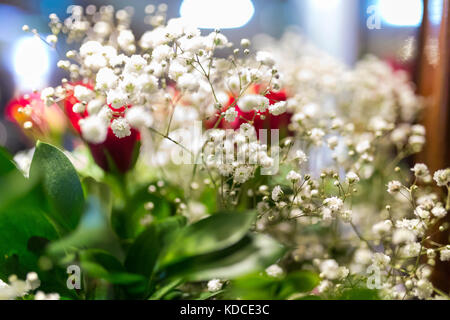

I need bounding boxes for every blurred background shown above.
[0,0,444,153]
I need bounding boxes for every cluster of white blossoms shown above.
[17,5,449,300]
[0,272,59,300]
[35,4,281,148]
[247,32,449,300]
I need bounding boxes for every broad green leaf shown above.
[163,234,285,281]
[0,188,60,279]
[160,211,257,267]
[30,142,84,232]
[125,216,186,278]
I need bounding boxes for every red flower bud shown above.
[64,82,140,173]
[205,88,292,139]
[5,92,67,143]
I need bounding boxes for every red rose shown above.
[64,82,140,173]
[205,88,292,139]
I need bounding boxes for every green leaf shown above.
[228,270,319,300]
[0,188,60,279]
[277,271,320,299]
[30,142,84,232]
[163,234,285,281]
[79,249,146,285]
[159,211,257,267]
[47,179,121,258]
[338,288,380,300]
[0,146,16,175]
[148,278,182,300]
[124,216,186,278]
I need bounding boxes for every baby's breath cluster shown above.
[10,5,449,300]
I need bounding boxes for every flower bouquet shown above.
[0,5,449,301]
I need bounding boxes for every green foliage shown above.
[227,270,320,300]
[0,142,286,300]
[30,142,84,233]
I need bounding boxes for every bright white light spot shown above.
[378,0,423,27]
[12,36,51,91]
[180,0,255,29]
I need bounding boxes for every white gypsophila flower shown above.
[412,124,426,136]
[268,101,287,116]
[137,74,159,94]
[411,163,430,180]
[207,279,223,292]
[339,209,352,223]
[79,40,103,57]
[440,248,450,262]
[286,170,301,182]
[106,89,128,109]
[372,253,391,267]
[111,117,131,138]
[431,205,447,218]
[168,60,187,80]
[34,291,60,300]
[177,73,200,91]
[124,55,147,74]
[74,85,95,102]
[72,102,85,113]
[79,115,108,144]
[87,99,104,114]
[272,185,283,202]
[415,206,430,219]
[433,169,450,187]
[372,220,393,236]
[323,197,343,212]
[139,27,168,50]
[117,29,135,51]
[40,87,55,106]
[319,259,348,280]
[395,219,426,237]
[223,107,238,123]
[152,44,173,62]
[239,95,269,112]
[414,279,433,300]
[295,150,308,165]
[354,248,373,265]
[408,135,425,150]
[310,128,325,146]
[387,180,402,194]
[96,67,118,90]
[233,165,253,184]
[256,51,276,67]
[355,140,371,154]
[226,75,240,93]
[327,136,339,150]
[125,106,153,128]
[25,272,40,291]
[345,171,360,184]
[265,264,283,277]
